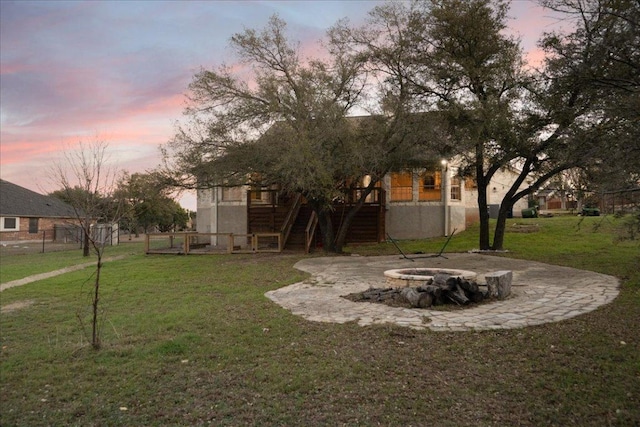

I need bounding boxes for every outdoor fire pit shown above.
[383,268,477,288]
[343,268,511,309]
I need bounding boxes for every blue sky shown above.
[0,0,562,209]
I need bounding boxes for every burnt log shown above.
[458,279,479,294]
[458,280,488,303]
[345,275,493,309]
[400,287,433,308]
[363,287,398,302]
[432,273,452,289]
[417,284,442,299]
[447,283,470,305]
[468,288,486,303]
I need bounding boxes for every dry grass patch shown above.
[1,299,35,314]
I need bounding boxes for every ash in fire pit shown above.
[344,270,512,309]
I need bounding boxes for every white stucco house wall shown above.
[196,159,532,246]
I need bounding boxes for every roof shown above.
[0,180,77,218]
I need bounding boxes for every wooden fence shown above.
[144,232,283,255]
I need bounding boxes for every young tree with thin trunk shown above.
[49,140,123,350]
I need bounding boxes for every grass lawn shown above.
[1,216,638,426]
[0,241,144,284]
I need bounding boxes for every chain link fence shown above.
[1,224,120,255]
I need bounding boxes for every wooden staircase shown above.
[247,205,291,233]
[284,206,317,251]
[247,188,385,252]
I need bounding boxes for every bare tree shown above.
[49,139,124,350]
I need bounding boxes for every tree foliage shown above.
[364,0,639,249]
[163,1,639,252]
[360,0,530,250]
[115,172,189,234]
[539,0,640,194]
[163,15,443,252]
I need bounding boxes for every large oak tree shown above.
[364,0,638,250]
[162,16,443,253]
[539,0,640,195]
[164,1,638,252]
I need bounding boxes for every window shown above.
[249,173,268,203]
[1,217,19,231]
[250,185,272,204]
[250,186,262,201]
[465,177,477,190]
[419,171,441,201]
[29,218,39,234]
[451,176,461,201]
[221,186,242,201]
[390,172,413,201]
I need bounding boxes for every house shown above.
[196,159,530,251]
[193,113,534,251]
[0,180,78,243]
[536,188,578,211]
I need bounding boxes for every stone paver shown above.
[265,253,620,331]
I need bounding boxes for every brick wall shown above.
[0,217,79,242]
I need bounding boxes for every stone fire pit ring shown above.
[384,268,477,288]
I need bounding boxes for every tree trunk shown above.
[333,206,358,253]
[92,257,102,350]
[476,144,491,250]
[333,183,377,253]
[491,201,514,250]
[317,208,337,253]
[83,225,90,257]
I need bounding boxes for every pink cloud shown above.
[524,47,549,70]
[0,0,570,210]
[0,62,36,75]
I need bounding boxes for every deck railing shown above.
[279,193,302,251]
[145,232,282,255]
[305,210,318,254]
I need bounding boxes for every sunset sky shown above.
[0,0,565,210]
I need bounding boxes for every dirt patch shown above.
[1,299,35,314]
[509,223,540,233]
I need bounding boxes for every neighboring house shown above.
[0,180,78,242]
[196,159,531,250]
[536,188,577,211]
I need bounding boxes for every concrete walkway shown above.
[266,253,620,332]
[0,255,129,292]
